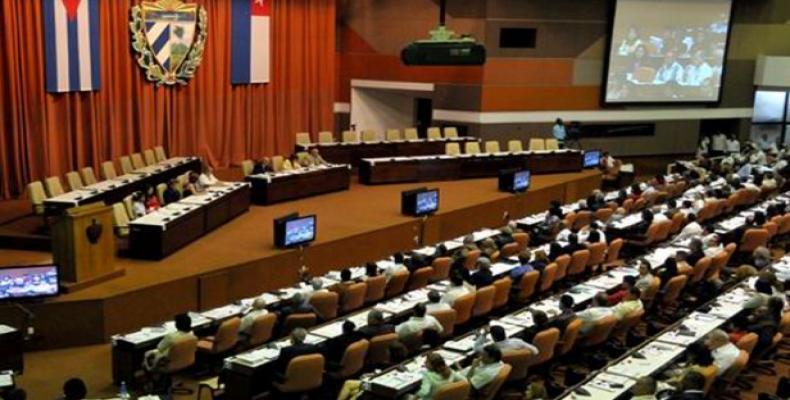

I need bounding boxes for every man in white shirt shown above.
[395,303,444,340]
[441,274,474,305]
[710,132,727,155]
[683,52,713,87]
[239,297,268,339]
[577,292,614,334]
[756,134,777,153]
[675,213,703,242]
[705,329,741,376]
[473,325,539,355]
[552,118,567,146]
[144,314,196,371]
[725,135,740,154]
[300,278,326,305]
[425,290,452,313]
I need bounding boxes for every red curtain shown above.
[0,0,336,198]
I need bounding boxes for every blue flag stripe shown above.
[66,16,81,91]
[42,0,58,92]
[89,0,101,89]
[230,0,251,84]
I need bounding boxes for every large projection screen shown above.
[604,0,733,104]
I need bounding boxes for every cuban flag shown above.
[231,0,271,84]
[42,0,101,93]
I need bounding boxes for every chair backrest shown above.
[568,249,591,277]
[80,167,98,185]
[278,354,325,392]
[342,130,359,143]
[497,242,518,259]
[65,171,84,191]
[492,277,512,309]
[689,256,711,284]
[463,250,481,270]
[364,275,387,303]
[472,285,496,317]
[143,149,157,166]
[595,208,614,222]
[342,283,367,313]
[452,293,476,325]
[131,153,146,169]
[553,255,571,283]
[670,212,686,234]
[735,332,759,354]
[427,127,442,140]
[556,318,582,356]
[544,138,560,150]
[465,142,481,155]
[211,317,241,353]
[445,143,461,156]
[432,379,471,400]
[720,350,748,384]
[641,277,661,306]
[241,160,254,176]
[102,161,118,179]
[295,132,311,145]
[154,146,167,162]
[517,271,540,301]
[156,183,167,204]
[44,176,65,197]
[309,291,339,320]
[655,220,673,242]
[484,141,500,153]
[27,181,48,214]
[512,233,529,252]
[502,348,534,382]
[385,129,402,141]
[528,138,545,151]
[407,267,434,291]
[586,242,607,269]
[530,327,561,366]
[605,239,624,264]
[247,312,277,347]
[581,315,617,347]
[385,270,410,297]
[443,127,459,139]
[318,131,334,144]
[478,363,512,400]
[429,309,457,338]
[763,222,778,239]
[161,334,198,373]
[537,264,556,294]
[661,275,688,306]
[507,140,523,152]
[777,214,790,235]
[282,313,317,335]
[366,333,399,366]
[271,155,285,172]
[119,156,134,174]
[361,130,378,143]
[612,309,644,342]
[111,203,130,235]
[431,257,452,282]
[333,339,369,378]
[573,211,592,230]
[404,128,419,140]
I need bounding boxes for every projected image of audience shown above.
[605,0,732,103]
[0,267,59,299]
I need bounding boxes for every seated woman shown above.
[144,186,161,213]
[282,154,303,171]
[198,163,220,187]
[182,172,205,197]
[411,352,465,400]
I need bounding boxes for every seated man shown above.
[143,313,196,371]
[509,249,535,283]
[474,325,538,355]
[238,297,269,342]
[577,292,614,335]
[562,233,586,255]
[425,290,452,313]
[358,310,395,339]
[324,320,363,367]
[328,268,355,304]
[465,345,506,398]
[395,303,444,342]
[611,287,643,320]
[470,257,494,288]
[704,329,741,376]
[251,157,273,174]
[301,278,326,305]
[442,273,475,305]
[274,328,321,377]
[551,294,577,332]
[493,226,515,249]
[275,292,316,321]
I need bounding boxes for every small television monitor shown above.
[274,213,316,248]
[0,264,60,302]
[401,187,427,215]
[401,187,439,216]
[583,150,602,169]
[499,169,531,193]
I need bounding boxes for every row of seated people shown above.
[295,127,462,145]
[26,145,169,215]
[240,149,329,177]
[444,138,562,156]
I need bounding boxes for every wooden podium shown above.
[51,203,124,292]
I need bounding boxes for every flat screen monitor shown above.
[0,264,60,301]
[499,169,531,193]
[283,215,316,248]
[583,150,602,168]
[415,189,440,216]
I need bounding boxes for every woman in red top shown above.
[144,186,161,213]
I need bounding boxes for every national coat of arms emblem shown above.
[129,0,207,86]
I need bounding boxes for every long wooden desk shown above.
[0,325,23,373]
[296,137,480,168]
[358,150,584,185]
[128,183,250,260]
[246,164,351,205]
[43,157,202,215]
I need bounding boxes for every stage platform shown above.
[0,170,601,349]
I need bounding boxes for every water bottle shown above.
[119,381,130,399]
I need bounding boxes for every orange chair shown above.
[553,255,571,284]
[595,208,613,222]
[272,354,325,394]
[430,257,452,282]
[641,277,661,308]
[341,283,367,313]
[309,291,339,320]
[366,333,398,366]
[537,263,557,294]
[660,275,688,313]
[197,317,241,358]
[246,313,277,348]
[156,334,199,394]
[452,293,476,326]
[688,257,711,284]
[407,267,434,291]
[763,222,778,239]
[578,315,617,347]
[707,251,729,281]
[669,212,686,235]
[567,249,591,278]
[654,220,673,242]
[492,277,512,309]
[516,271,540,302]
[735,332,759,354]
[586,242,607,273]
[364,275,387,304]
[429,309,457,338]
[502,348,535,383]
[328,339,370,379]
[478,364,512,400]
[602,239,624,269]
[432,380,471,400]
[282,313,317,335]
[738,228,769,254]
[384,270,410,297]
[512,232,530,252]
[555,319,583,357]
[628,223,661,248]
[526,328,560,368]
[573,211,592,230]
[611,309,644,344]
[463,250,481,270]
[472,286,496,318]
[500,242,520,258]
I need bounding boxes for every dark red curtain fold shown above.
[0,0,336,198]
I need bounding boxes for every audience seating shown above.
[102,161,118,179]
[404,128,419,140]
[309,291,339,320]
[516,271,540,302]
[111,203,131,237]
[385,129,401,141]
[471,285,496,318]
[282,313,317,335]
[502,348,534,383]
[272,354,325,395]
[492,277,512,309]
[80,167,98,185]
[157,335,199,395]
[464,142,481,155]
[65,171,84,191]
[452,293,476,326]
[432,380,470,400]
[478,364,512,400]
[430,257,452,282]
[526,328,560,369]
[327,339,369,380]
[44,176,65,197]
[429,309,457,338]
[154,146,167,162]
[507,140,523,152]
[27,181,48,215]
[245,313,277,348]
[197,317,241,359]
[484,141,500,153]
[443,127,458,139]
[143,149,157,166]
[407,267,433,291]
[131,153,146,170]
[427,127,442,140]
[445,143,461,156]
[119,156,134,174]
[384,270,409,297]
[528,138,545,151]
[363,275,386,304]
[537,264,557,295]
[366,333,398,366]
[342,131,359,143]
[341,283,367,313]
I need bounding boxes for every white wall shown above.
[350,88,416,137]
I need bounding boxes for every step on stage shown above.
[0,170,600,349]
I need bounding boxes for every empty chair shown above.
[318,131,334,144]
[119,156,134,174]
[528,138,545,151]
[241,160,254,176]
[404,128,419,140]
[385,129,402,141]
[80,167,98,185]
[464,141,482,155]
[364,275,387,304]
[44,176,66,197]
[272,354,325,395]
[384,270,410,297]
[660,275,688,313]
[431,257,452,282]
[603,239,625,269]
[295,132,311,145]
[427,127,442,140]
[27,181,48,215]
[567,249,591,278]
[738,228,769,254]
[407,267,434,291]
[553,255,571,284]
[492,277,512,309]
[245,313,277,348]
[429,309,457,338]
[472,286,496,318]
[484,141,500,153]
[154,145,167,162]
[309,291,339,320]
[443,127,459,139]
[65,171,84,191]
[507,140,523,152]
[544,138,560,150]
[445,143,461,156]
[197,317,241,358]
[102,161,118,179]
[463,250,481,270]
[143,149,157,166]
[452,293,476,326]
[432,380,470,400]
[131,153,146,169]
[342,130,359,143]
[366,333,399,366]
[361,130,378,143]
[328,339,369,380]
[341,283,367,313]
[586,242,607,273]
